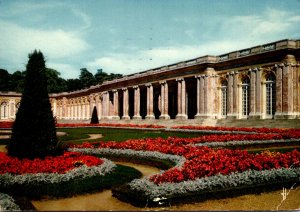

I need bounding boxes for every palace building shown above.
[1,39,300,122]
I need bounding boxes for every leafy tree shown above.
[66,78,83,91]
[8,50,61,159]
[94,69,122,84]
[90,106,99,124]
[9,71,25,92]
[0,69,11,91]
[45,68,67,93]
[79,68,96,88]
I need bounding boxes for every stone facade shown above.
[1,39,300,122]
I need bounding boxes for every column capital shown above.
[112,89,118,93]
[122,87,128,91]
[176,77,184,82]
[145,83,152,87]
[133,85,139,89]
[159,80,167,85]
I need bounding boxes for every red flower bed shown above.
[0,122,13,128]
[0,152,103,175]
[74,137,300,184]
[0,121,164,129]
[151,149,300,184]
[57,123,164,129]
[172,125,298,134]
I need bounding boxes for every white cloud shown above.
[0,20,89,70]
[86,41,241,75]
[48,62,79,79]
[222,8,299,41]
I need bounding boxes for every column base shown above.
[146,115,155,119]
[111,116,120,120]
[159,114,170,119]
[275,112,298,119]
[122,116,130,120]
[175,114,188,120]
[248,112,261,120]
[226,114,238,120]
[133,115,142,119]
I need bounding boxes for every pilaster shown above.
[133,86,142,119]
[111,89,120,120]
[145,83,155,119]
[159,81,170,119]
[176,78,187,119]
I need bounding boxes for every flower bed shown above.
[72,133,300,207]
[0,151,118,198]
[56,123,165,129]
[0,151,103,175]
[0,122,13,129]
[0,121,164,129]
[171,125,295,134]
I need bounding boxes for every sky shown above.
[0,0,300,79]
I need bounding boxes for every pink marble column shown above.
[255,68,262,117]
[112,90,120,119]
[227,72,234,118]
[195,76,201,117]
[159,81,170,119]
[206,74,216,117]
[133,86,142,119]
[249,68,257,118]
[232,71,238,117]
[145,83,155,119]
[275,64,283,117]
[176,78,187,119]
[293,64,300,116]
[122,88,130,119]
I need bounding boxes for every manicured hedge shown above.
[0,159,141,199]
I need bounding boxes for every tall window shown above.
[241,77,250,117]
[0,102,8,119]
[265,73,276,117]
[221,80,228,116]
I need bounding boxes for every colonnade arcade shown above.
[51,61,300,121]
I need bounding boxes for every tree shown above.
[45,68,67,93]
[90,106,99,124]
[8,50,61,159]
[9,71,25,92]
[66,78,83,91]
[79,68,96,88]
[0,69,11,91]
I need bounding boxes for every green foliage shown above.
[0,165,141,199]
[8,50,61,159]
[0,67,123,93]
[45,68,67,93]
[80,68,96,88]
[0,69,10,91]
[90,106,99,124]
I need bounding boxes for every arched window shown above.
[220,79,228,117]
[0,102,8,119]
[241,77,250,117]
[265,73,276,117]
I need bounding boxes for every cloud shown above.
[85,41,240,75]
[221,8,299,41]
[48,62,79,79]
[0,20,89,70]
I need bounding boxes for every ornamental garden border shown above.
[1,125,300,209]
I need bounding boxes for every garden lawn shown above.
[58,127,208,144]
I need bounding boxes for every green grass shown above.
[58,127,208,145]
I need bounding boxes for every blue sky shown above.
[0,0,300,79]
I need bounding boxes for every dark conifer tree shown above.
[90,106,99,124]
[8,50,60,159]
